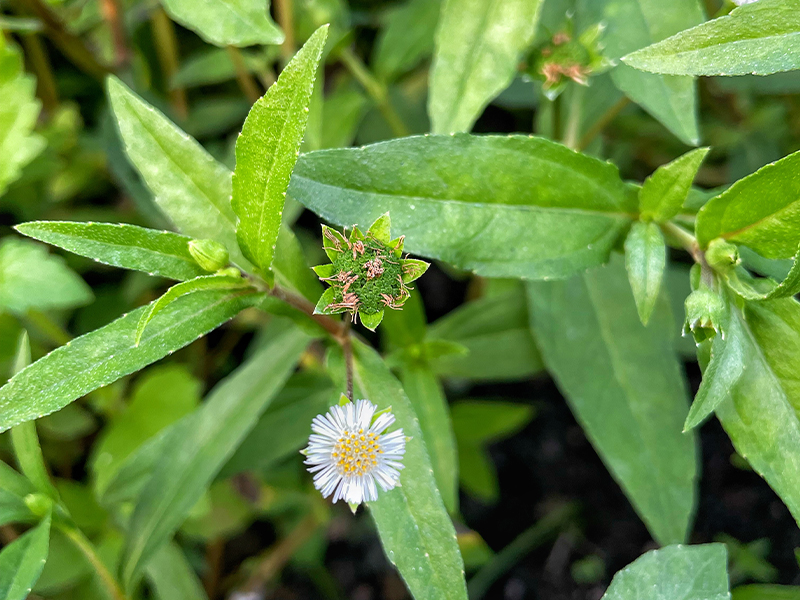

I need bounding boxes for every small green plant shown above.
[1,0,800,599]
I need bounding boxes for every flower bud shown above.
[705,238,740,274]
[24,493,53,518]
[188,239,229,272]
[684,288,726,343]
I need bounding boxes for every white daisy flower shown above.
[303,399,406,505]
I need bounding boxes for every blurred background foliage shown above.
[1,0,800,598]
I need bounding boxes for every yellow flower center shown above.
[331,429,382,477]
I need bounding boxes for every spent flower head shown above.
[312,213,429,331]
[302,397,406,506]
[529,21,613,100]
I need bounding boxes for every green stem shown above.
[274,0,295,61]
[19,32,59,114]
[60,525,128,600]
[339,47,410,138]
[467,503,578,600]
[226,45,261,103]
[23,309,72,347]
[551,94,562,141]
[661,221,701,259]
[150,8,188,119]
[343,314,353,400]
[562,85,584,150]
[10,0,109,80]
[577,96,630,152]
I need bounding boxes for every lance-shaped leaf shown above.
[596,0,704,145]
[429,0,543,134]
[527,255,697,545]
[373,0,441,82]
[108,76,315,293]
[232,25,328,275]
[684,293,747,431]
[121,325,309,588]
[107,76,248,268]
[15,221,210,281]
[696,149,800,259]
[624,221,667,326]
[0,289,263,433]
[0,238,92,315]
[428,285,543,381]
[135,274,253,344]
[639,148,710,223]
[602,543,729,600]
[714,294,800,531]
[725,250,800,302]
[291,134,636,280]
[399,363,458,514]
[0,513,51,600]
[0,36,45,197]
[353,342,468,600]
[622,0,800,77]
[145,542,208,600]
[161,0,284,48]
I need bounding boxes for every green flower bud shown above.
[705,238,740,274]
[24,493,53,518]
[188,239,229,272]
[684,288,726,343]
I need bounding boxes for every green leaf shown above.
[624,221,667,326]
[598,0,704,145]
[145,542,208,600]
[622,0,800,77]
[359,310,384,331]
[15,221,210,281]
[602,543,729,600]
[725,251,800,301]
[0,462,35,499]
[527,255,697,545]
[161,0,284,47]
[373,0,441,82]
[0,513,51,600]
[639,148,710,222]
[91,365,201,496]
[428,285,543,381]
[0,288,263,433]
[696,149,800,259]
[136,274,252,344]
[0,37,45,197]
[292,134,636,280]
[0,238,92,315]
[9,332,58,500]
[172,48,262,89]
[450,400,534,444]
[399,363,458,514]
[0,490,34,528]
[714,294,800,531]
[220,371,334,478]
[232,25,328,275]
[733,585,800,600]
[456,443,498,502]
[107,76,248,269]
[684,296,746,431]
[121,325,309,589]
[320,87,368,150]
[352,342,468,600]
[429,0,544,133]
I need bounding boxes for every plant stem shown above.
[339,47,410,138]
[661,221,703,262]
[226,45,261,103]
[562,85,584,150]
[577,96,630,152]
[551,94,562,141]
[99,0,129,67]
[10,0,110,80]
[150,8,188,119]
[274,0,295,61]
[467,503,578,600]
[269,285,348,342]
[23,309,72,347]
[237,514,318,595]
[343,314,353,400]
[61,525,128,600]
[20,32,59,114]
